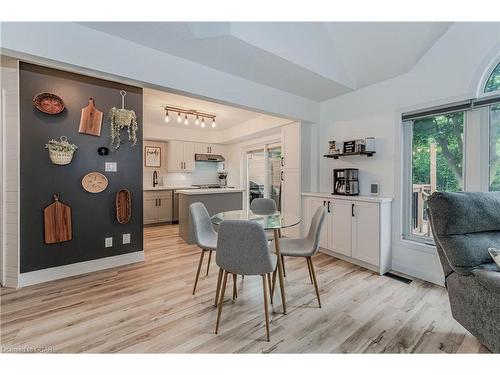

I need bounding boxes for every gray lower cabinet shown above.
[144,190,173,224]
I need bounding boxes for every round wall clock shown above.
[82,172,108,193]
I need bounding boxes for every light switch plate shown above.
[122,233,131,244]
[105,237,113,247]
[105,162,117,172]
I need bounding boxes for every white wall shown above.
[1,56,19,288]
[318,22,500,285]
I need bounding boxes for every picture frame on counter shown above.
[144,146,161,167]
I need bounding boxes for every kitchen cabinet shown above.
[281,123,301,170]
[167,141,195,172]
[302,193,392,275]
[281,169,301,237]
[195,143,223,155]
[144,190,173,224]
[280,123,302,237]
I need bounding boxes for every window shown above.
[490,104,500,190]
[404,112,465,243]
[484,62,500,94]
[402,58,500,246]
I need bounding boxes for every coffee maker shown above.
[333,169,359,196]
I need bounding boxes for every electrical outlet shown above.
[105,162,117,172]
[105,237,113,248]
[122,233,131,244]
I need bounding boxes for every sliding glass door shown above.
[246,144,282,208]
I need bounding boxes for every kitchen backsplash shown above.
[143,160,220,187]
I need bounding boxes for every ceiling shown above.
[144,88,286,131]
[80,22,452,102]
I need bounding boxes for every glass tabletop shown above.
[210,209,301,230]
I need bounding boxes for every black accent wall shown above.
[19,63,143,273]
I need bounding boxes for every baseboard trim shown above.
[391,261,444,286]
[18,251,145,287]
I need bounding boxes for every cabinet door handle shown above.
[281,171,284,181]
[155,199,158,206]
[159,199,161,206]
[327,201,331,213]
[352,203,355,217]
[323,200,326,206]
[281,157,284,167]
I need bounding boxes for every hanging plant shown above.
[109,90,138,150]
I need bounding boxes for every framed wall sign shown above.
[145,146,161,167]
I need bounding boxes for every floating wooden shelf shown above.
[323,151,376,159]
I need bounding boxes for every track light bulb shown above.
[177,112,182,123]
[201,118,205,128]
[195,115,199,125]
[212,118,216,128]
[184,114,188,125]
[165,111,169,123]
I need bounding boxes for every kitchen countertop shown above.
[302,192,393,203]
[176,188,244,195]
[144,186,200,191]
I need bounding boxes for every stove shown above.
[191,184,223,189]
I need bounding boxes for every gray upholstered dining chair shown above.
[189,202,218,295]
[214,220,277,341]
[250,197,277,214]
[274,206,326,307]
[250,197,278,258]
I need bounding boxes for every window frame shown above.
[402,110,468,245]
[479,56,500,98]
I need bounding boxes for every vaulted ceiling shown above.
[79,22,452,102]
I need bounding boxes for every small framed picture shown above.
[145,146,161,167]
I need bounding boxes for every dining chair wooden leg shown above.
[281,255,286,277]
[214,268,223,307]
[232,273,237,300]
[206,250,212,276]
[262,275,270,342]
[270,269,277,301]
[267,273,273,304]
[308,257,321,308]
[192,250,205,295]
[306,257,313,284]
[215,270,228,334]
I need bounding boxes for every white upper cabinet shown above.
[166,140,195,172]
[281,123,301,170]
[194,143,223,155]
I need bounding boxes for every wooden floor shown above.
[0,225,487,353]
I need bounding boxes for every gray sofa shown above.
[427,191,500,353]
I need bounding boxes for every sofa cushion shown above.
[427,192,500,275]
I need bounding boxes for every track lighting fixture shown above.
[164,105,216,129]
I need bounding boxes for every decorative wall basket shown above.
[33,92,65,115]
[45,136,77,165]
[116,189,132,224]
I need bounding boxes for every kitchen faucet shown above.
[153,170,158,187]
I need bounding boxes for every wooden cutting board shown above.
[78,98,103,136]
[116,189,131,224]
[44,194,72,244]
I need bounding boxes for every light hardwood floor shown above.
[0,225,488,353]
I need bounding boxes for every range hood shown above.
[195,154,225,162]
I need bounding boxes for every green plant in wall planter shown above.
[45,136,77,165]
[109,90,138,150]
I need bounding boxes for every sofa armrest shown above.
[472,268,500,294]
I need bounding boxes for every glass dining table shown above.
[211,209,301,314]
